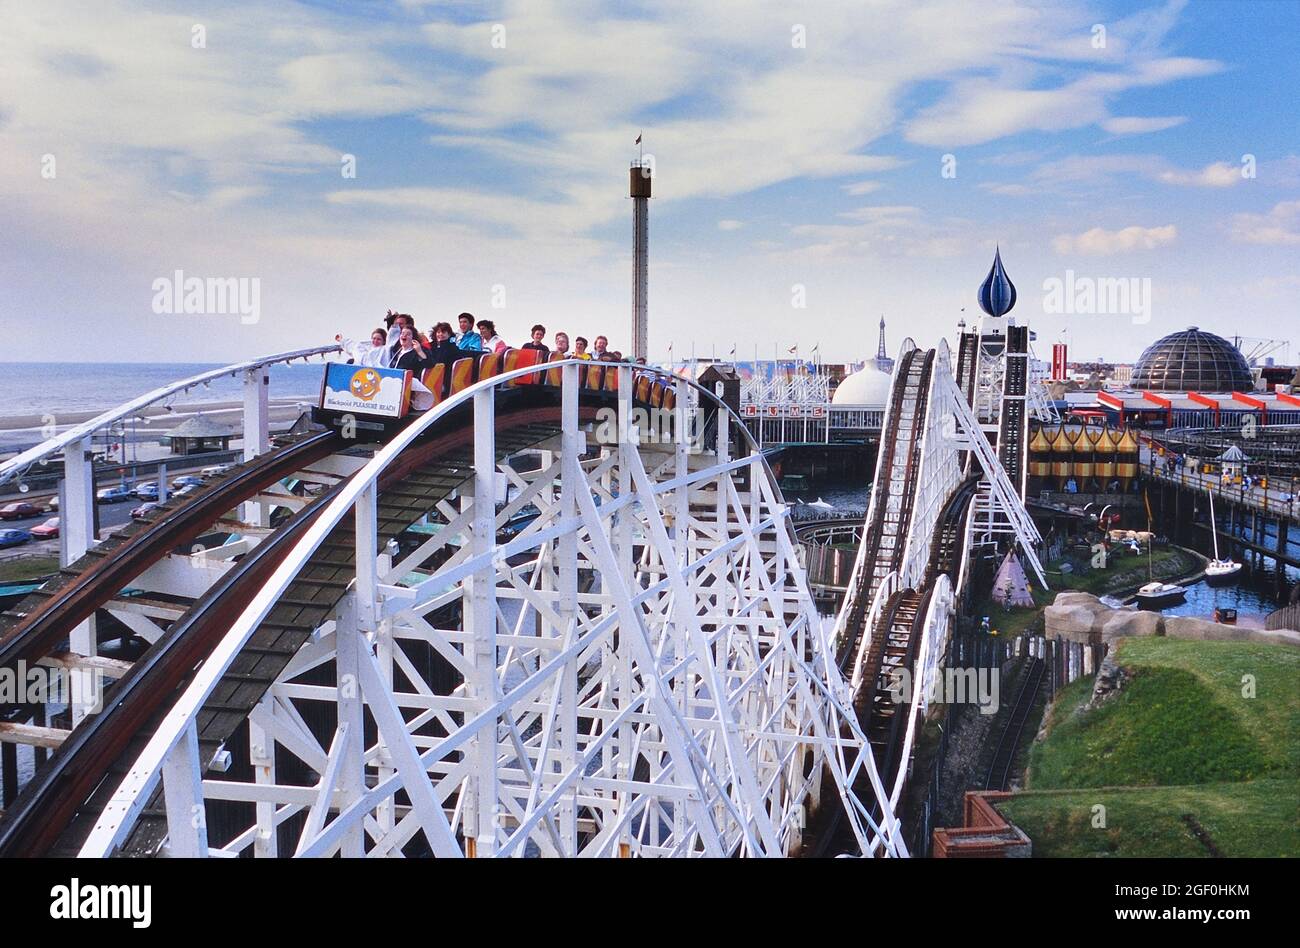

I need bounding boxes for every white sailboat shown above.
[1204,488,1243,586]
[1135,488,1187,610]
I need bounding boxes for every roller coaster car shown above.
[315,351,582,443]
[313,362,417,441]
[314,353,663,448]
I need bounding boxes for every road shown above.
[0,477,219,562]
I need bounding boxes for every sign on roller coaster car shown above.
[319,363,412,418]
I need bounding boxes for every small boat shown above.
[1204,558,1243,586]
[1134,488,1188,610]
[1135,581,1187,609]
[1203,489,1242,586]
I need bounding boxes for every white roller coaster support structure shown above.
[79,361,910,859]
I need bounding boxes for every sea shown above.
[0,362,327,418]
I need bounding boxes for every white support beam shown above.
[465,387,499,856]
[162,721,209,858]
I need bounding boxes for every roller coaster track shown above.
[854,479,977,804]
[955,330,979,413]
[0,390,607,857]
[0,430,344,712]
[812,472,977,856]
[806,324,1046,853]
[836,347,934,673]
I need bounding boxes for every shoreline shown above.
[0,396,315,433]
[1112,545,1209,604]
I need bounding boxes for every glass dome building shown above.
[1129,327,1254,392]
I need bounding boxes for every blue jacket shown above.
[455,332,483,352]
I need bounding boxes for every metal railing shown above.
[1140,445,1300,522]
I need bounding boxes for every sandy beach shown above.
[0,396,314,433]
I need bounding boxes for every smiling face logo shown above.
[350,368,382,401]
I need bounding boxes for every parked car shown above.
[0,529,33,549]
[29,517,59,539]
[0,501,40,520]
[134,481,160,500]
[131,502,161,520]
[45,496,59,511]
[171,475,205,490]
[96,485,134,504]
[173,484,201,499]
[201,464,235,478]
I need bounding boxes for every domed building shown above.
[831,362,892,406]
[1130,327,1254,392]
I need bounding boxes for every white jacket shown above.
[338,337,388,367]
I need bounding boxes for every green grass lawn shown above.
[1050,546,1200,597]
[1028,638,1300,787]
[1000,637,1300,857]
[1028,665,1270,787]
[997,779,1300,858]
[980,585,1052,638]
[0,556,59,583]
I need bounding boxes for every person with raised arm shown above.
[388,325,430,372]
[336,327,390,367]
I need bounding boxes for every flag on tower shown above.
[635,133,642,145]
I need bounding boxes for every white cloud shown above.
[1101,115,1186,135]
[978,182,1033,197]
[842,181,885,196]
[1052,225,1178,255]
[1230,201,1300,245]
[0,0,1282,363]
[1241,275,1300,301]
[1155,161,1242,187]
[1032,154,1246,189]
[717,219,744,231]
[906,57,1219,147]
[783,205,974,260]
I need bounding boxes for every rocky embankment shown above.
[1045,591,1300,648]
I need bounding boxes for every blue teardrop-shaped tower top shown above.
[978,247,1017,318]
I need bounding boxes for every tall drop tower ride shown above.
[630,157,651,363]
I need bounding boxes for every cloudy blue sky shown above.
[1,0,1297,364]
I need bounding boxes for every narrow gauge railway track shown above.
[983,655,1044,792]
